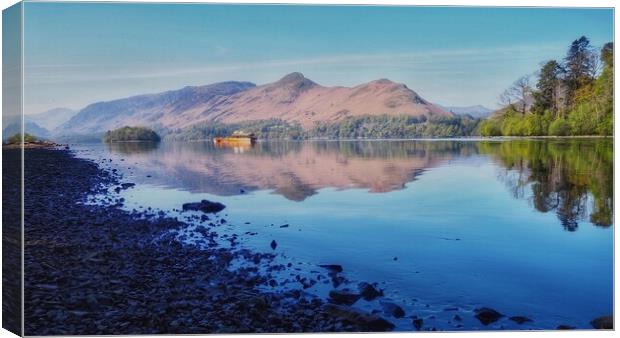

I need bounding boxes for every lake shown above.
[74,138,613,331]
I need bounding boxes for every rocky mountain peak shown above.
[275,72,317,90]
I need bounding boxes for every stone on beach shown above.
[324,304,394,331]
[328,290,361,305]
[358,282,383,301]
[319,264,343,273]
[509,316,532,324]
[412,318,423,330]
[381,301,405,318]
[590,315,613,329]
[182,200,226,213]
[474,307,503,325]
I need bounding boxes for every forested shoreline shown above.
[164,115,479,141]
[479,37,613,137]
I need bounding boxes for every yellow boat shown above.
[213,131,257,146]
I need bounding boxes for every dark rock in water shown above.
[331,275,346,288]
[474,307,503,325]
[280,224,289,228]
[509,316,532,324]
[120,183,135,189]
[319,264,343,273]
[412,318,423,330]
[329,290,361,306]
[381,301,405,318]
[393,257,398,261]
[325,304,394,332]
[270,240,277,250]
[299,277,317,289]
[240,188,245,193]
[358,282,383,301]
[591,315,613,329]
[556,325,576,330]
[182,200,226,213]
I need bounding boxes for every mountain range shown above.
[56,73,452,136]
[27,108,77,130]
[2,107,77,141]
[2,121,51,141]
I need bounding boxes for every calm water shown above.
[75,139,613,331]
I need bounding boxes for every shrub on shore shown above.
[5,133,38,144]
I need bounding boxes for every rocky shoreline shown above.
[14,148,397,335]
[6,147,612,334]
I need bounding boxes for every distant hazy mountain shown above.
[2,121,50,141]
[26,107,77,131]
[57,73,451,135]
[58,81,256,135]
[438,104,493,119]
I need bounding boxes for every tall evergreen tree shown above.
[601,42,613,68]
[563,36,596,106]
[533,60,563,115]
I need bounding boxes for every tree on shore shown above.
[480,36,613,137]
[563,36,597,107]
[499,75,533,115]
[532,60,564,117]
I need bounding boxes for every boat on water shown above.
[213,131,257,146]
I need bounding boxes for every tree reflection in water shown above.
[105,141,160,155]
[480,139,613,231]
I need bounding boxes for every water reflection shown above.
[480,139,613,230]
[105,141,160,155]
[104,139,612,229]
[111,141,466,201]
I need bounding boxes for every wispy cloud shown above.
[25,43,565,86]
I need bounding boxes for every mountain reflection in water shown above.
[104,139,613,229]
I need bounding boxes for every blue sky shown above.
[22,3,613,115]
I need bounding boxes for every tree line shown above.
[103,126,161,142]
[307,115,478,139]
[165,115,480,140]
[479,36,613,136]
